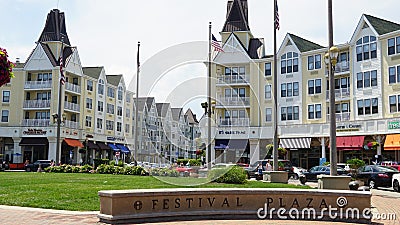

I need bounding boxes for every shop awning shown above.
[97,142,110,150]
[384,134,400,150]
[280,138,311,149]
[116,144,130,154]
[214,139,229,150]
[86,141,99,150]
[214,139,248,150]
[336,136,365,151]
[19,137,48,146]
[108,143,120,151]
[64,138,84,148]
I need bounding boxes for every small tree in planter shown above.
[265,144,287,159]
[346,158,365,180]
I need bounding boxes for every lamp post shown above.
[134,41,140,166]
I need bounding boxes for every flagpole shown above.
[134,41,140,166]
[273,0,279,171]
[207,22,212,171]
[56,38,64,165]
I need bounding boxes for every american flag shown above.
[275,2,280,30]
[212,34,224,52]
[59,51,65,85]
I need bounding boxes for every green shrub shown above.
[208,166,247,184]
[79,164,93,173]
[149,168,179,177]
[176,159,189,166]
[188,159,201,166]
[109,160,124,167]
[93,158,110,168]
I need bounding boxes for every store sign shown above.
[388,121,400,130]
[336,124,361,132]
[23,129,47,135]
[107,136,125,142]
[218,130,246,135]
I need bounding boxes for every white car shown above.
[292,166,307,179]
[392,173,400,192]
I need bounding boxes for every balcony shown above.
[64,120,79,129]
[64,102,80,112]
[23,100,51,109]
[218,118,250,127]
[216,75,250,85]
[24,80,52,89]
[65,83,81,94]
[327,112,350,122]
[22,119,50,127]
[216,97,250,107]
[325,61,350,75]
[326,88,350,101]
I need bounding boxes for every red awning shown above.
[335,136,365,151]
[64,138,84,148]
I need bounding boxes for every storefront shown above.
[214,139,249,164]
[97,142,111,160]
[19,137,48,163]
[336,136,375,165]
[280,137,313,169]
[116,144,131,162]
[383,134,400,162]
[62,138,83,165]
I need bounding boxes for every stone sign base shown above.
[263,171,289,183]
[98,188,371,224]
[318,175,352,190]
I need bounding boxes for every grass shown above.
[0,172,310,211]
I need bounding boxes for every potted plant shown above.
[0,48,15,87]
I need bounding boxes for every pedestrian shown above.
[257,163,263,175]
[266,160,272,171]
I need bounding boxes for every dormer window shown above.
[281,52,299,74]
[356,36,377,62]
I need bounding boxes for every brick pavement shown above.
[0,193,398,225]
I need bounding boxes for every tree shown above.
[265,144,287,159]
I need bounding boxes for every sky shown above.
[1,0,400,116]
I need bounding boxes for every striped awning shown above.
[280,138,311,149]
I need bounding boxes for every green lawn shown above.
[0,172,309,211]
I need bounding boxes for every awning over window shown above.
[384,134,400,150]
[214,139,248,150]
[108,143,120,151]
[97,142,110,150]
[116,144,130,154]
[64,138,84,148]
[214,139,229,150]
[280,138,311,149]
[86,141,99,150]
[19,138,48,146]
[336,136,365,151]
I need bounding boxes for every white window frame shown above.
[2,91,10,103]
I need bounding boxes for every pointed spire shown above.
[222,0,250,32]
[38,9,71,45]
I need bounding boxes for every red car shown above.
[389,165,400,172]
[175,166,193,177]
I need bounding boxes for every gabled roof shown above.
[222,0,250,32]
[171,108,183,121]
[364,14,400,35]
[247,38,264,59]
[288,33,324,53]
[106,75,122,86]
[185,109,199,124]
[146,97,155,109]
[136,98,148,112]
[156,103,170,117]
[83,67,103,79]
[40,43,58,66]
[38,9,71,45]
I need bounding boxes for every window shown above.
[287,83,292,97]
[281,52,299,74]
[356,36,377,62]
[107,87,115,98]
[117,122,122,132]
[85,116,92,127]
[281,106,299,121]
[98,79,104,95]
[35,112,50,119]
[389,65,400,84]
[117,106,123,116]
[2,91,10,103]
[388,37,400,55]
[1,110,9,122]
[357,70,378,88]
[118,86,123,101]
[293,82,299,96]
[97,118,103,129]
[37,73,52,81]
[357,98,378,115]
[308,105,314,119]
[308,54,321,70]
[87,80,93,91]
[125,124,130,133]
[265,85,272,99]
[281,82,299,97]
[308,104,322,119]
[126,93,131,103]
[106,120,114,130]
[389,95,397,113]
[107,103,114,114]
[281,84,286,97]
[308,80,314,95]
[98,101,104,112]
[265,63,272,76]
[126,108,130,118]
[266,108,272,122]
[225,66,246,81]
[86,98,92,109]
[308,79,321,95]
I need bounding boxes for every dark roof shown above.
[247,38,264,59]
[364,14,400,35]
[40,43,57,66]
[136,98,148,112]
[106,75,122,86]
[83,67,103,79]
[171,108,182,121]
[288,33,324,52]
[146,97,155,109]
[185,109,198,124]
[38,9,71,45]
[156,103,170,117]
[222,0,250,32]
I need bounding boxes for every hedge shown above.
[208,166,247,184]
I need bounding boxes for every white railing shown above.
[24,81,52,89]
[218,118,250,127]
[64,120,79,129]
[65,83,81,93]
[326,88,350,100]
[326,61,350,75]
[216,75,250,84]
[23,100,51,109]
[22,119,50,127]
[64,102,80,112]
[327,112,351,122]
[217,97,250,107]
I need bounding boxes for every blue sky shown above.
[1,0,399,115]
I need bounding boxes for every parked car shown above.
[245,159,294,179]
[175,166,193,177]
[212,163,235,169]
[236,163,249,168]
[292,166,307,180]
[25,160,52,172]
[393,173,400,192]
[303,166,348,182]
[356,165,399,189]
[389,165,400,172]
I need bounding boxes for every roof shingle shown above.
[288,33,324,53]
[364,14,400,35]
